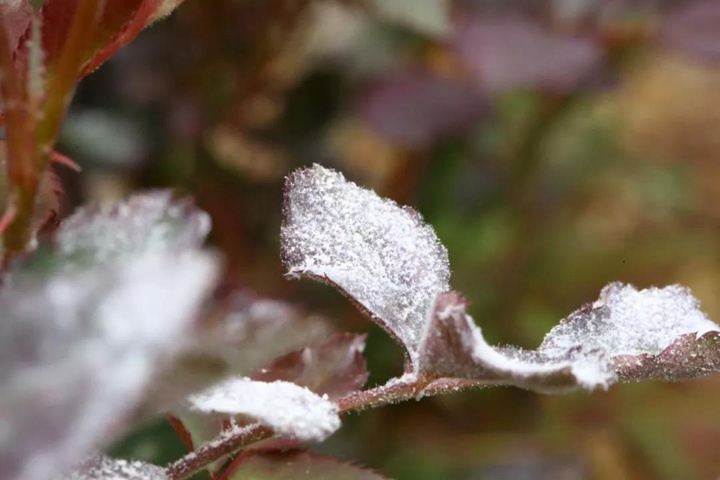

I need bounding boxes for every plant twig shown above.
[0,11,38,257]
[166,423,273,480]
[165,374,486,479]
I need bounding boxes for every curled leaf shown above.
[281,164,450,369]
[187,377,341,442]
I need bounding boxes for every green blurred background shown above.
[58,1,720,479]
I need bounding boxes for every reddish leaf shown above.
[358,70,487,147]
[14,0,186,79]
[614,331,720,381]
[227,451,386,480]
[252,333,369,401]
[660,1,720,64]
[418,291,592,393]
[452,16,602,93]
[0,0,33,51]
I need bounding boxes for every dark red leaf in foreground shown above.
[452,16,602,93]
[227,451,386,480]
[252,333,369,401]
[358,70,487,147]
[660,0,720,64]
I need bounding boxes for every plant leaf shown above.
[660,0,720,64]
[418,291,609,393]
[418,284,720,393]
[187,378,340,442]
[281,164,450,370]
[14,0,188,80]
[358,70,487,147]
[54,189,210,260]
[56,454,166,480]
[0,192,219,480]
[252,333,369,400]
[452,16,602,93]
[227,451,386,480]
[138,292,332,420]
[0,0,33,51]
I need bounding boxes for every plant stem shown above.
[1,0,103,258]
[166,423,273,480]
[165,374,482,480]
[36,0,104,162]
[0,11,38,257]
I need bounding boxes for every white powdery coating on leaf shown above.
[188,377,340,442]
[57,191,211,261]
[0,252,219,480]
[282,164,450,366]
[540,283,719,358]
[58,454,166,480]
[446,305,612,390]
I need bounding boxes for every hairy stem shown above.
[166,423,273,480]
[0,11,38,257]
[165,374,480,479]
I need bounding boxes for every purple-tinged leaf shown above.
[660,1,720,64]
[418,292,609,393]
[56,454,166,480]
[418,284,720,393]
[358,70,487,147]
[614,331,720,381]
[187,378,340,442]
[281,164,450,370]
[0,192,220,480]
[252,333,369,400]
[227,451,386,480]
[452,16,602,93]
[141,293,332,420]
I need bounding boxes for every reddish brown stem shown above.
[166,423,273,480]
[0,11,38,257]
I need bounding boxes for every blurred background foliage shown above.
[59,0,720,478]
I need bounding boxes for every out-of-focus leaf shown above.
[187,378,340,442]
[56,454,166,480]
[0,0,33,50]
[140,292,332,419]
[358,70,487,147]
[54,190,210,261]
[252,333,369,400]
[452,16,602,93]
[281,164,450,370]
[0,192,219,480]
[660,1,720,64]
[369,0,450,36]
[227,451,386,480]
